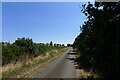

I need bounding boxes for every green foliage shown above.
[14,37,35,54]
[67,44,73,47]
[2,37,66,66]
[50,41,53,46]
[73,2,120,79]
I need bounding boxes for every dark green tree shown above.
[14,37,35,55]
[50,41,53,46]
[73,2,120,79]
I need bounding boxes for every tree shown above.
[50,41,53,46]
[62,44,65,46]
[54,43,57,46]
[13,37,35,58]
[73,2,120,79]
[67,44,72,47]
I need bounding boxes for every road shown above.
[34,48,77,78]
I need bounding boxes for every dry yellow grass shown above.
[2,48,69,78]
[76,69,92,78]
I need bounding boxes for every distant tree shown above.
[57,44,59,46]
[39,43,42,45]
[54,43,57,46]
[62,44,65,46]
[67,44,72,47]
[59,44,61,46]
[50,41,53,46]
[46,43,49,46]
[42,43,45,45]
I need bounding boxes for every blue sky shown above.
[2,2,87,45]
[0,2,1,42]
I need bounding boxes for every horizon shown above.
[2,37,71,46]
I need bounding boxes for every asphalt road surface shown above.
[34,48,77,78]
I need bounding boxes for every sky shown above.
[2,0,95,2]
[0,2,1,42]
[2,2,87,45]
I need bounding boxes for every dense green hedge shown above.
[2,37,65,66]
[73,2,120,79]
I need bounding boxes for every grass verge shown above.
[2,47,70,78]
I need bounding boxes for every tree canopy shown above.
[73,2,120,79]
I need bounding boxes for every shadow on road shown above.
[67,51,90,70]
[66,52,80,69]
[67,52,78,55]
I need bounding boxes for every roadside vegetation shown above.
[2,37,65,66]
[2,37,68,78]
[2,47,69,78]
[73,2,120,79]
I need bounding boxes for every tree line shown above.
[73,2,120,79]
[2,37,66,66]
